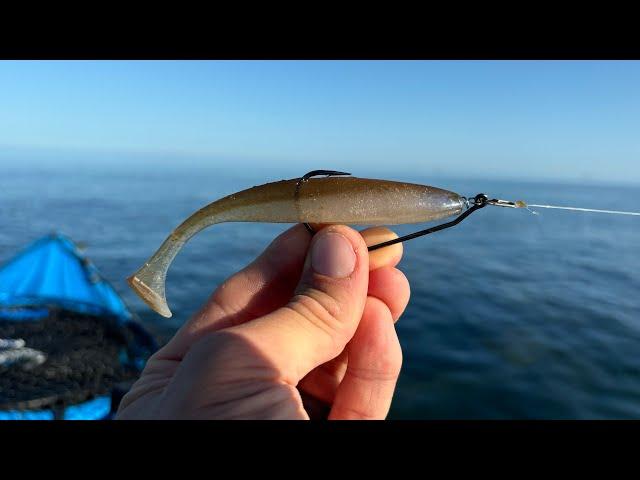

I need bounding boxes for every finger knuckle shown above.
[288,289,349,344]
[338,405,381,420]
[348,357,402,383]
[349,336,403,381]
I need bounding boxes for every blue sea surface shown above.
[1,166,639,419]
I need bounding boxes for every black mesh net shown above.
[0,308,146,413]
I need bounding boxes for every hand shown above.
[116,224,410,419]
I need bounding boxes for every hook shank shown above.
[367,194,488,251]
[295,170,490,252]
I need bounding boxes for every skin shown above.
[116,224,409,420]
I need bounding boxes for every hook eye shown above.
[473,194,488,206]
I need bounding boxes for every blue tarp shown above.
[0,234,132,322]
[0,395,112,420]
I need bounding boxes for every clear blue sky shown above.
[0,60,638,183]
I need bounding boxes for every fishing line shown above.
[526,204,640,216]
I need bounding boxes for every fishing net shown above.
[0,308,147,414]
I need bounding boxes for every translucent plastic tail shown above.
[127,235,184,318]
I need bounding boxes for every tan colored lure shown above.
[128,170,519,317]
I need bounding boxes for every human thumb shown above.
[229,225,370,385]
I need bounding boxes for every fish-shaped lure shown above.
[128,170,521,317]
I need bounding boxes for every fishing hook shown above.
[295,170,490,251]
[367,193,489,251]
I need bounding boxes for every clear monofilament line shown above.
[527,204,640,216]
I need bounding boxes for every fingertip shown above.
[325,224,370,253]
[360,227,403,270]
[308,224,370,277]
[368,267,411,322]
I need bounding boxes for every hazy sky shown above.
[0,60,638,183]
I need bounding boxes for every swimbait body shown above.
[128,175,466,318]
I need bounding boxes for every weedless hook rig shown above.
[129,168,525,317]
[366,193,495,251]
[295,170,504,251]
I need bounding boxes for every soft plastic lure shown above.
[128,170,522,317]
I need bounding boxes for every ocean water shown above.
[1,166,639,419]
